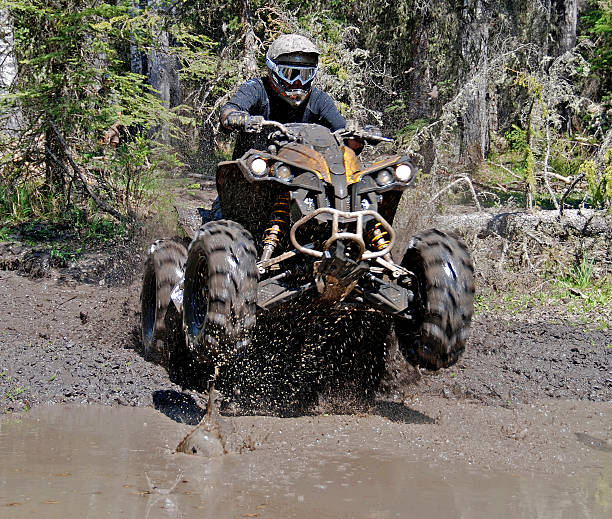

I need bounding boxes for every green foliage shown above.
[581,149,612,210]
[525,147,537,198]
[394,118,432,150]
[0,178,61,222]
[0,0,214,223]
[514,72,543,102]
[1,0,611,225]
[59,206,125,243]
[555,252,598,290]
[398,118,431,136]
[0,226,15,242]
[504,125,528,152]
[49,247,80,266]
[582,159,601,203]
[606,149,612,207]
[582,1,612,103]
[4,385,26,402]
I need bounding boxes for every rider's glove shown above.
[224,111,250,130]
[224,111,264,133]
[344,119,360,135]
[225,111,249,130]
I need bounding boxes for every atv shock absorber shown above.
[366,221,391,251]
[261,192,290,262]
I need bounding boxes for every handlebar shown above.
[238,115,393,146]
[333,126,393,145]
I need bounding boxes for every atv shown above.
[141,120,475,387]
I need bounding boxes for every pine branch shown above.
[47,120,124,221]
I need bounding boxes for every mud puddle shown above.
[1,404,611,518]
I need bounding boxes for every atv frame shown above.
[141,120,475,385]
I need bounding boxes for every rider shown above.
[220,33,349,158]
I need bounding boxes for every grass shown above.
[4,386,26,402]
[475,273,612,330]
[562,255,596,289]
[474,289,548,315]
[0,209,130,270]
[50,247,82,266]
[0,226,16,242]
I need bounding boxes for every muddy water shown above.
[1,405,610,518]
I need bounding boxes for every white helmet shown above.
[266,34,320,107]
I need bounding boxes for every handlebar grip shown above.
[245,115,264,133]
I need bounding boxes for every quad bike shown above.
[141,119,475,385]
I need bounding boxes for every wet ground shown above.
[0,198,611,517]
[1,404,610,518]
[1,268,609,412]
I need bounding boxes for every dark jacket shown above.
[221,77,346,158]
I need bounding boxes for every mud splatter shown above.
[176,383,232,457]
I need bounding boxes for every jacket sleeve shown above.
[312,89,346,132]
[221,79,266,115]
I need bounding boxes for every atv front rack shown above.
[289,208,395,260]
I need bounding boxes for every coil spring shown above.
[261,192,290,263]
[366,222,390,251]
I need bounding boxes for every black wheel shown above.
[395,229,475,370]
[164,301,212,392]
[183,220,258,365]
[140,239,187,362]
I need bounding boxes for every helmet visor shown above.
[267,56,317,86]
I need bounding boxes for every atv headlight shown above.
[273,164,293,181]
[394,164,413,182]
[376,169,393,186]
[250,157,268,177]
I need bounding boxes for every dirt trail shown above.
[0,183,610,485]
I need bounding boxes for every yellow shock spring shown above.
[367,222,390,251]
[261,192,290,261]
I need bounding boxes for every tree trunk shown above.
[0,7,20,133]
[148,29,181,109]
[238,0,258,78]
[44,127,66,195]
[460,0,490,164]
[147,0,180,109]
[129,1,181,143]
[550,0,577,56]
[406,12,433,120]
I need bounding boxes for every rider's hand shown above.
[224,111,250,131]
[344,119,360,135]
[224,111,264,133]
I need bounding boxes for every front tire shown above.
[183,220,258,365]
[140,239,187,363]
[395,229,475,369]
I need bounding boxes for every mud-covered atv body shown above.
[141,121,475,381]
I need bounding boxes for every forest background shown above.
[0,0,611,233]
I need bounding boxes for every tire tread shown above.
[396,229,475,370]
[183,220,258,363]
